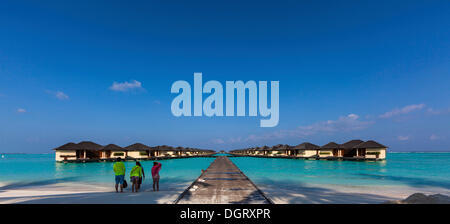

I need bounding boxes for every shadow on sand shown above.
[255,178,398,204]
[0,177,81,192]
[0,177,193,204]
[356,173,450,190]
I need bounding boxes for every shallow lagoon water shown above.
[1,153,449,191]
[0,154,214,188]
[230,153,450,189]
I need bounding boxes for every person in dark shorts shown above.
[113,158,126,193]
[130,162,143,193]
[136,162,145,191]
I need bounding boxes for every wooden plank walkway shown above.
[174,156,273,204]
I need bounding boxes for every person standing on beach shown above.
[130,162,143,193]
[136,162,145,191]
[113,158,126,193]
[151,162,162,191]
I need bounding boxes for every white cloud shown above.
[427,108,450,115]
[17,108,26,113]
[380,104,425,118]
[46,90,69,100]
[293,113,370,135]
[55,91,69,100]
[211,139,225,144]
[109,80,144,92]
[230,114,373,143]
[430,134,440,141]
[347,114,359,120]
[397,136,410,141]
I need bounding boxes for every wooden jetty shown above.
[174,156,273,204]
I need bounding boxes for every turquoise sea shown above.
[0,154,215,189]
[1,153,450,191]
[230,153,450,190]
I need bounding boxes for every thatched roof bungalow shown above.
[125,143,152,159]
[353,140,388,159]
[268,144,291,156]
[74,141,103,159]
[154,145,178,157]
[100,144,127,159]
[320,142,343,158]
[54,141,103,161]
[54,142,79,162]
[293,142,320,158]
[340,140,364,157]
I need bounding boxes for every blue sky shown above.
[0,0,449,153]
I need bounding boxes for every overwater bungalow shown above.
[175,147,185,157]
[154,145,178,157]
[125,143,152,159]
[184,147,199,156]
[233,148,248,156]
[278,144,292,156]
[77,141,104,160]
[100,144,127,160]
[228,139,388,161]
[320,142,343,158]
[248,147,258,155]
[260,146,271,156]
[250,147,264,156]
[54,142,79,162]
[185,147,197,156]
[55,141,216,162]
[200,148,214,155]
[340,140,364,157]
[292,142,320,158]
[353,140,387,160]
[54,141,103,162]
[268,144,291,156]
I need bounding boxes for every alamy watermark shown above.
[171,73,279,127]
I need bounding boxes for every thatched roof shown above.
[270,144,291,151]
[53,142,78,151]
[102,144,126,151]
[353,140,387,149]
[155,145,176,151]
[278,144,292,150]
[76,141,103,151]
[293,142,320,150]
[125,143,152,151]
[321,142,340,149]
[340,140,364,149]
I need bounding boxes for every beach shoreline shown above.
[1,180,449,204]
[260,182,450,204]
[0,181,190,204]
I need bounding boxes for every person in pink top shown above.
[151,162,162,191]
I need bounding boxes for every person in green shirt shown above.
[113,158,126,193]
[130,161,143,193]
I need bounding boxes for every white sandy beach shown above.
[261,183,450,204]
[1,180,449,204]
[0,181,190,204]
